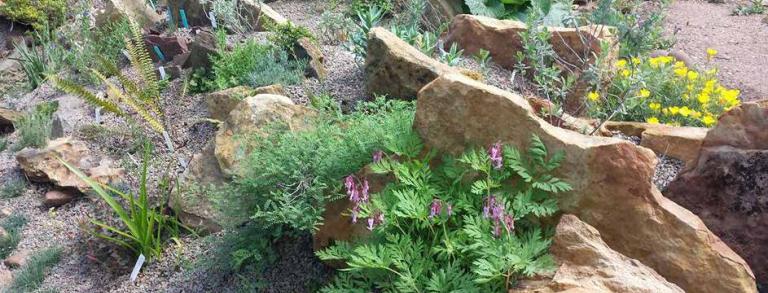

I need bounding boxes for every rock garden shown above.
[0,0,766,292]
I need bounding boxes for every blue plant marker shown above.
[153,45,166,62]
[179,9,189,28]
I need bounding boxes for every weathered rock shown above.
[0,107,21,134]
[701,102,768,150]
[294,37,326,80]
[178,29,217,69]
[205,84,287,121]
[94,0,162,27]
[214,94,315,176]
[3,250,28,268]
[16,138,125,194]
[427,0,464,21]
[414,73,756,293]
[0,208,12,218]
[640,125,707,167]
[241,0,288,30]
[43,190,76,207]
[0,268,12,286]
[0,227,7,239]
[365,27,456,100]
[443,14,618,114]
[167,0,208,28]
[545,215,684,293]
[173,141,228,233]
[144,34,188,63]
[664,102,768,287]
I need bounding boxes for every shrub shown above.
[7,246,62,292]
[0,215,27,260]
[266,21,316,53]
[318,135,570,291]
[590,0,673,57]
[62,142,184,262]
[12,101,58,151]
[14,26,69,89]
[0,177,27,198]
[211,41,306,89]
[347,5,384,63]
[350,0,393,15]
[318,11,354,45]
[0,0,66,31]
[587,51,740,127]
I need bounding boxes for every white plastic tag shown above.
[130,254,146,282]
[158,66,167,79]
[210,12,218,29]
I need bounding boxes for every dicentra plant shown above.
[62,142,183,262]
[318,134,570,291]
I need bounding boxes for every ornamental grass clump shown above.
[318,134,571,292]
[587,49,740,127]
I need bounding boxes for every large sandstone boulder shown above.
[514,214,684,293]
[173,141,228,233]
[205,84,286,121]
[365,27,455,100]
[214,94,315,176]
[414,73,756,293]
[664,102,768,287]
[294,37,326,80]
[443,14,618,114]
[16,138,124,194]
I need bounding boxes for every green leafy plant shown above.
[474,49,492,70]
[0,0,66,30]
[13,25,69,89]
[199,0,254,33]
[590,0,672,57]
[347,5,385,63]
[0,137,7,152]
[7,246,62,292]
[390,24,439,56]
[266,21,316,53]
[350,0,393,15]
[515,9,575,106]
[440,42,464,66]
[61,142,184,262]
[0,177,28,198]
[49,21,170,147]
[318,11,354,45]
[12,101,58,151]
[0,214,27,260]
[318,134,569,291]
[210,40,305,89]
[732,0,765,15]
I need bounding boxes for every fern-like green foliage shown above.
[49,20,167,135]
[318,134,570,291]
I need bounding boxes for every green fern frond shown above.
[92,70,166,134]
[126,21,161,102]
[48,75,124,116]
[97,56,163,119]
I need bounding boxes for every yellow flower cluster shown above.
[591,50,741,128]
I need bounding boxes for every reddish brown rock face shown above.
[665,102,768,288]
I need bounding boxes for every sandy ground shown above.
[664,0,768,101]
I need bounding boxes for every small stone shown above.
[4,250,29,268]
[44,190,76,207]
[0,268,12,286]
[0,227,7,239]
[0,208,12,218]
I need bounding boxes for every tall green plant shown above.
[60,142,182,262]
[49,20,168,139]
[318,135,570,291]
[347,5,384,63]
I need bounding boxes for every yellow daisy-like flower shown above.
[706,48,718,60]
[631,57,641,65]
[620,69,631,78]
[638,89,651,98]
[673,61,686,68]
[662,108,669,115]
[615,59,627,69]
[587,91,600,102]
[687,71,699,81]
[669,106,680,115]
[702,115,717,126]
[722,89,740,102]
[698,93,710,104]
[679,106,692,117]
[674,67,688,77]
[649,58,661,68]
[647,117,660,124]
[691,111,702,118]
[648,102,661,111]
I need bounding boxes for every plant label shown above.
[210,12,218,29]
[158,66,167,79]
[130,254,146,282]
[153,45,166,62]
[180,9,190,29]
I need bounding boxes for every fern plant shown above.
[317,134,570,292]
[48,20,171,149]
